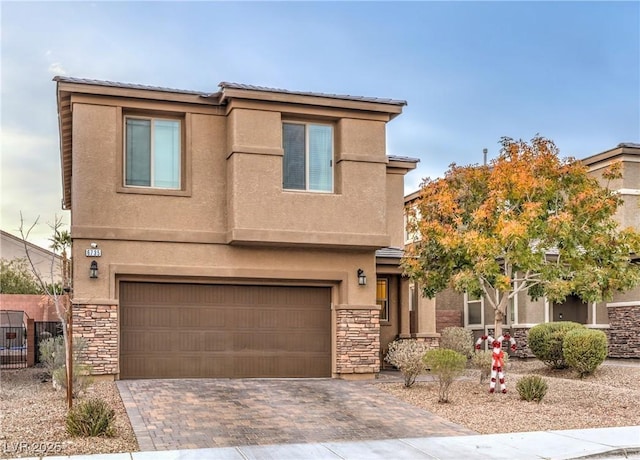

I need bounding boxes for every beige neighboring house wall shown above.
[56,77,422,379]
[0,230,62,285]
[405,142,640,358]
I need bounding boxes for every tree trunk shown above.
[494,309,504,338]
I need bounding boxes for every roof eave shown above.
[219,84,406,119]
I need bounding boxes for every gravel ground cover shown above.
[0,367,138,459]
[377,359,640,434]
[1,360,638,458]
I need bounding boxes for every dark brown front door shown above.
[119,282,331,379]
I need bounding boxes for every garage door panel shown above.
[120,282,331,379]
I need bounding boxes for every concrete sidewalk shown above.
[20,425,640,460]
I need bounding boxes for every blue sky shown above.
[1,1,639,247]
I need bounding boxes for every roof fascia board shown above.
[224,98,395,123]
[56,81,221,106]
[387,158,419,172]
[221,87,404,119]
[68,93,226,116]
[581,146,640,167]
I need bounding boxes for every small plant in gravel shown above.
[40,336,92,395]
[439,326,474,359]
[423,348,467,403]
[53,364,94,397]
[470,350,508,383]
[39,335,66,377]
[470,350,492,383]
[528,321,585,369]
[66,398,116,437]
[563,328,608,378]
[385,339,431,387]
[516,375,549,402]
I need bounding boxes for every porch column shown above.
[399,277,411,338]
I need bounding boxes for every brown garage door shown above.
[119,282,331,379]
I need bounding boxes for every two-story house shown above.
[406,143,640,358]
[55,77,438,380]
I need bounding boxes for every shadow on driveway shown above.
[117,378,476,451]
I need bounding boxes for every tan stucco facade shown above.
[56,77,418,378]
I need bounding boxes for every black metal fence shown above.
[34,321,64,364]
[0,326,27,368]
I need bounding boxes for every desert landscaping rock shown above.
[0,368,138,458]
[377,360,640,434]
[1,360,638,458]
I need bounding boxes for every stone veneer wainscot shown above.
[73,303,118,375]
[335,308,380,375]
[607,303,640,358]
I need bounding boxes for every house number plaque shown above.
[85,248,102,257]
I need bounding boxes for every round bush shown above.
[440,327,474,358]
[528,322,585,369]
[563,328,608,378]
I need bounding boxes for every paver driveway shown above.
[117,378,476,451]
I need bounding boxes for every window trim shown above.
[376,277,390,322]
[117,108,191,197]
[282,120,334,193]
[464,291,484,328]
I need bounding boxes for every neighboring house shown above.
[0,230,63,323]
[405,143,640,358]
[1,230,63,284]
[55,76,438,380]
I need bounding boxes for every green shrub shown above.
[423,348,467,403]
[439,327,474,358]
[40,335,92,395]
[470,350,492,383]
[39,335,66,377]
[66,398,115,437]
[385,339,431,387]
[528,322,585,369]
[563,329,608,378]
[516,375,549,402]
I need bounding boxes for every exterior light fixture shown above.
[357,268,367,286]
[89,260,98,279]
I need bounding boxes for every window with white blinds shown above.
[125,117,181,189]
[282,122,333,192]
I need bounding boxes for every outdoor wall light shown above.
[89,260,98,279]
[357,268,367,286]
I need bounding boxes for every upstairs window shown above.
[125,116,181,189]
[282,122,333,192]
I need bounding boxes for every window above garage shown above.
[282,122,333,193]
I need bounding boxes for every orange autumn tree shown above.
[403,136,640,338]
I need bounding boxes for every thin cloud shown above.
[48,62,66,76]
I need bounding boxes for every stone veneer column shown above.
[335,307,380,376]
[511,326,534,358]
[72,303,118,375]
[607,304,640,358]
